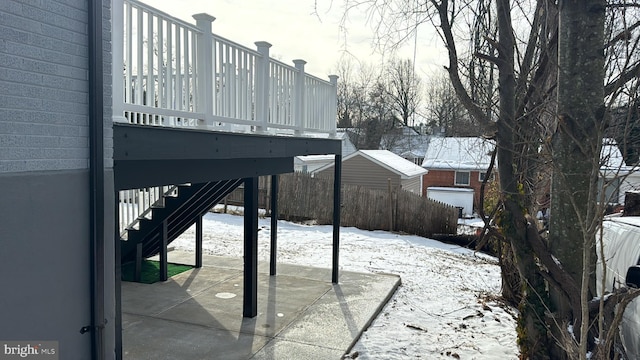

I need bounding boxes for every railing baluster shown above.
[255,41,271,133]
[157,17,164,120]
[136,7,143,106]
[293,60,306,135]
[183,27,190,116]
[190,30,197,120]
[166,22,173,124]
[125,2,132,104]
[329,75,338,137]
[193,13,215,127]
[146,10,154,113]
[175,27,182,114]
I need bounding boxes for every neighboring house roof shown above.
[379,126,430,159]
[401,149,426,160]
[422,137,496,171]
[316,150,427,179]
[380,134,430,158]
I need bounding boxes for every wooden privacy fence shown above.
[225,172,458,237]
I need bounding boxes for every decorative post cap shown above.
[192,13,216,22]
[192,13,216,32]
[255,41,272,49]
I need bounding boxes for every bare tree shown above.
[363,79,396,148]
[340,0,640,358]
[334,58,386,148]
[385,58,423,127]
[335,58,357,129]
[425,71,479,135]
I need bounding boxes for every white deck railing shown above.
[112,0,338,136]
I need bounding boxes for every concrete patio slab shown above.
[122,251,400,359]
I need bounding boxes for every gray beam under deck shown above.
[114,158,292,190]
[113,124,341,190]
[114,123,341,161]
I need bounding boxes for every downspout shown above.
[88,0,105,358]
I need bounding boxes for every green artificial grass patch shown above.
[121,260,193,284]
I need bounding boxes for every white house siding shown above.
[618,174,640,204]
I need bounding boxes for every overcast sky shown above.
[143,0,447,80]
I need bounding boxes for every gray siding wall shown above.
[319,154,401,191]
[0,0,92,173]
[0,170,92,359]
[401,176,421,194]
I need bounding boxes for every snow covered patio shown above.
[121,252,400,359]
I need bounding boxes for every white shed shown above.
[426,187,474,217]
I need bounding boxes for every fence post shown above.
[193,13,216,128]
[328,75,338,137]
[293,60,307,136]
[388,178,393,232]
[255,42,272,133]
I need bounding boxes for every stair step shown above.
[121,180,243,264]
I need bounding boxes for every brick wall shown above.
[0,0,113,173]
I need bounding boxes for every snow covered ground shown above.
[172,208,519,359]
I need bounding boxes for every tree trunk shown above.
[549,0,606,358]
[493,0,552,358]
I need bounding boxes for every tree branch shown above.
[434,0,496,135]
[605,61,640,96]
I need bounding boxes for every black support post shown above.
[115,194,122,360]
[195,215,203,268]
[88,0,105,357]
[243,177,259,317]
[160,220,168,282]
[332,154,342,283]
[270,175,278,276]
[134,243,142,283]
